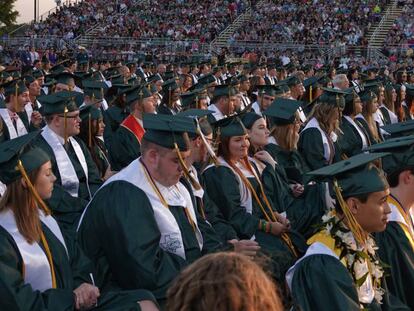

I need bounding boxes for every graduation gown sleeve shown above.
[107,126,141,171]
[375,222,414,310]
[298,128,328,171]
[202,166,260,239]
[291,254,366,311]
[0,227,74,311]
[78,181,188,300]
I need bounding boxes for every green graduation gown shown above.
[337,116,371,158]
[108,115,143,171]
[0,109,34,142]
[375,197,414,310]
[35,133,102,234]
[202,160,306,283]
[355,115,382,144]
[78,159,208,302]
[0,210,155,311]
[298,118,340,170]
[288,231,410,311]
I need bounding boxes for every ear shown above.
[20,177,28,189]
[401,170,413,185]
[346,197,359,216]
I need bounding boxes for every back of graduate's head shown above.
[166,252,283,311]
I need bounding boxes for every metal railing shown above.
[368,0,398,45]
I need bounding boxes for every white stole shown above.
[0,108,28,139]
[302,117,336,162]
[0,209,68,292]
[79,159,203,259]
[25,101,42,121]
[41,126,90,198]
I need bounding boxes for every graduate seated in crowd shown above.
[367,137,414,310]
[109,85,157,171]
[34,94,102,235]
[298,88,345,170]
[0,79,42,142]
[286,153,409,310]
[0,132,159,311]
[202,114,306,294]
[78,114,223,306]
[78,105,114,181]
[166,252,283,311]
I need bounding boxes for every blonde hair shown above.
[166,252,283,311]
[271,122,299,151]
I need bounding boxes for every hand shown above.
[30,111,43,128]
[289,183,304,197]
[73,283,100,310]
[276,214,291,230]
[254,151,276,169]
[269,221,289,236]
[228,239,260,257]
[138,300,159,311]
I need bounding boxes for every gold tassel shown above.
[16,160,51,216]
[88,113,92,148]
[333,179,368,247]
[195,118,219,165]
[174,143,202,190]
[309,85,313,102]
[63,106,68,146]
[195,96,199,109]
[14,83,19,112]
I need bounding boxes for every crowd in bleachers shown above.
[384,1,414,49]
[229,0,386,45]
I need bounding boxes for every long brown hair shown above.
[362,96,380,142]
[0,168,42,244]
[166,252,283,311]
[383,87,395,112]
[270,117,300,151]
[308,102,341,134]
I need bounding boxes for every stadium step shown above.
[367,0,404,48]
[211,0,268,49]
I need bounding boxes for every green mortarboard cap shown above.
[365,136,414,174]
[406,84,414,96]
[263,98,302,125]
[257,85,276,97]
[303,76,320,88]
[143,113,196,151]
[163,71,175,80]
[79,104,102,121]
[124,85,153,105]
[32,69,44,79]
[180,90,203,109]
[307,152,389,197]
[50,64,65,74]
[362,82,381,94]
[109,75,125,85]
[381,120,414,137]
[359,89,377,103]
[39,93,79,115]
[54,72,75,85]
[225,76,240,86]
[23,75,36,85]
[317,87,348,108]
[147,74,163,84]
[2,79,28,96]
[0,131,50,185]
[212,85,237,98]
[82,80,108,100]
[285,76,302,87]
[241,112,262,129]
[214,114,247,137]
[162,79,179,93]
[198,74,217,86]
